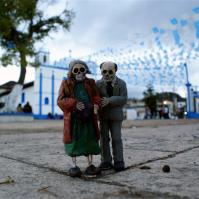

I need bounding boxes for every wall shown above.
[33,64,68,118]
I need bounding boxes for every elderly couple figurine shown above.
[57,60,127,177]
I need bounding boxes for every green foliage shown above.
[0,52,17,66]
[0,0,74,84]
[156,92,185,102]
[143,84,157,116]
[143,85,185,118]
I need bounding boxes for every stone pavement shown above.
[0,119,199,199]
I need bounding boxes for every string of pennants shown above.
[56,6,199,89]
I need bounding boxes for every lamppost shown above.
[184,63,191,116]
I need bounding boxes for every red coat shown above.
[57,78,101,144]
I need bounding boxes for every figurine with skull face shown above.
[101,61,117,82]
[57,60,101,177]
[100,61,118,107]
[96,61,127,172]
[71,63,87,81]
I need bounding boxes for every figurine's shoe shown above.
[84,164,101,176]
[114,161,125,172]
[68,166,82,177]
[98,162,113,170]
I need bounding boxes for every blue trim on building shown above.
[21,92,25,103]
[33,114,63,120]
[39,71,43,115]
[40,64,68,71]
[0,112,33,116]
[51,71,55,115]
[36,75,64,81]
[193,91,199,98]
[186,82,191,112]
[34,114,49,119]
[187,112,199,119]
[44,97,49,105]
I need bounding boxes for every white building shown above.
[33,51,69,119]
[0,51,69,119]
[0,51,98,119]
[186,84,199,118]
[0,81,34,111]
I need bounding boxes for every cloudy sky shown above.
[0,0,199,97]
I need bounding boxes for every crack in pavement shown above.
[94,182,190,199]
[1,145,199,177]
[124,147,176,153]
[0,154,68,176]
[0,130,60,135]
[124,145,199,170]
[1,144,198,199]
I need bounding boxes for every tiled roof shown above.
[0,81,34,98]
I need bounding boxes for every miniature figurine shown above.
[57,60,101,177]
[96,61,127,171]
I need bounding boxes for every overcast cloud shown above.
[1,0,199,97]
[36,0,198,58]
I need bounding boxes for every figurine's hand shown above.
[76,102,85,111]
[94,104,99,114]
[101,97,110,107]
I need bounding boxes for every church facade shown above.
[31,51,68,118]
[0,51,98,119]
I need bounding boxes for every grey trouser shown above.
[100,120,124,163]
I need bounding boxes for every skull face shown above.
[72,64,86,81]
[100,62,116,82]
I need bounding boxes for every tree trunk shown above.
[2,50,28,112]
[18,51,27,85]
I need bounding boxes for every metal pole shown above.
[184,63,191,114]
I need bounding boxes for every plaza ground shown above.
[0,119,199,199]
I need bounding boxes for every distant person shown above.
[144,106,151,119]
[17,103,23,112]
[158,107,163,119]
[23,102,32,113]
[48,112,54,119]
[163,106,169,119]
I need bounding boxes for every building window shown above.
[43,55,47,63]
[44,97,49,105]
[21,92,25,103]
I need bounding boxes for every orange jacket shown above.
[57,77,101,144]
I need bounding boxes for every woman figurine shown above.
[57,60,101,177]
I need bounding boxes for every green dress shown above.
[64,82,100,157]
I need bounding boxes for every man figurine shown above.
[96,61,127,171]
[57,60,101,177]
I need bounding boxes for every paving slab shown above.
[0,157,132,199]
[0,120,199,199]
[0,130,170,171]
[97,148,199,199]
[123,124,199,152]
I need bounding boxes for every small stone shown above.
[162,165,170,172]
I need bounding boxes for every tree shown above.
[0,0,74,85]
[156,92,185,102]
[143,84,157,118]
